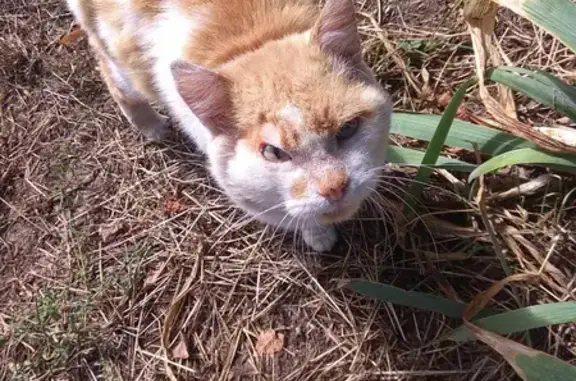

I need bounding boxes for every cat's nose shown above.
[318,177,349,202]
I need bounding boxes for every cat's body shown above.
[67,0,392,251]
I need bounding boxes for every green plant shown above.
[356,0,576,379]
[344,278,576,381]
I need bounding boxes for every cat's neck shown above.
[184,0,318,68]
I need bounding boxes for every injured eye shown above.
[336,117,361,142]
[259,143,292,162]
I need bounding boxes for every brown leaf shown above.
[456,105,471,121]
[535,126,576,147]
[144,263,166,287]
[255,330,284,356]
[462,320,535,380]
[463,273,540,321]
[437,92,452,107]
[464,0,576,155]
[59,25,85,46]
[162,197,187,216]
[171,336,189,360]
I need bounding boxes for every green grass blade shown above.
[403,79,476,212]
[468,148,576,181]
[391,113,534,156]
[346,279,495,319]
[386,146,477,172]
[467,321,576,381]
[498,0,576,53]
[515,352,576,381]
[448,302,576,342]
[488,66,576,123]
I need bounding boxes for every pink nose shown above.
[318,180,348,202]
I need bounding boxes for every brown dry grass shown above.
[1,0,575,380]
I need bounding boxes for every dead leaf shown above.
[535,126,576,147]
[98,220,127,243]
[464,0,517,119]
[463,273,540,321]
[463,0,576,155]
[255,330,284,356]
[420,67,434,101]
[162,196,188,216]
[437,92,452,107]
[489,174,555,201]
[171,336,189,360]
[144,262,166,287]
[462,320,536,380]
[59,25,85,46]
[456,104,471,121]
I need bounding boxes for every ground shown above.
[1,1,575,380]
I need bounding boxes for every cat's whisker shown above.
[227,202,286,231]
[373,180,428,210]
[366,186,440,255]
[370,166,470,202]
[269,211,296,250]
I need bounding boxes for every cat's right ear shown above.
[171,61,233,135]
[312,0,362,65]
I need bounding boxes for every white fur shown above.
[66,0,83,24]
[143,6,215,152]
[280,104,304,126]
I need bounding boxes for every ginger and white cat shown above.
[66,0,392,252]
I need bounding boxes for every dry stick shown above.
[538,233,562,276]
[473,146,512,276]
[362,13,423,97]
[161,243,205,381]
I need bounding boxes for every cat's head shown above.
[172,0,391,228]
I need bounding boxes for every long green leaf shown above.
[466,320,576,381]
[448,302,576,342]
[515,352,576,381]
[469,147,576,181]
[402,79,476,213]
[391,113,534,156]
[346,279,495,319]
[488,66,576,123]
[497,0,576,53]
[386,146,477,172]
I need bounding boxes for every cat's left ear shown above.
[312,0,362,65]
[171,61,234,136]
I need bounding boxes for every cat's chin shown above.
[317,203,360,224]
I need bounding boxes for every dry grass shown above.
[1,0,575,380]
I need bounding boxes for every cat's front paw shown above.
[301,225,338,252]
[141,117,173,142]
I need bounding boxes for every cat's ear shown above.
[312,0,362,64]
[171,61,233,135]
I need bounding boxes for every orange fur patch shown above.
[183,0,318,68]
[224,35,377,141]
[74,0,379,149]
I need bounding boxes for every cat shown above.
[66,0,392,252]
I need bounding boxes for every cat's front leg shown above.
[98,56,172,142]
[301,224,338,252]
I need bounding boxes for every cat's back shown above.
[67,0,317,65]
[66,0,320,102]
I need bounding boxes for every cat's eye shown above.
[259,143,292,162]
[336,118,361,141]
